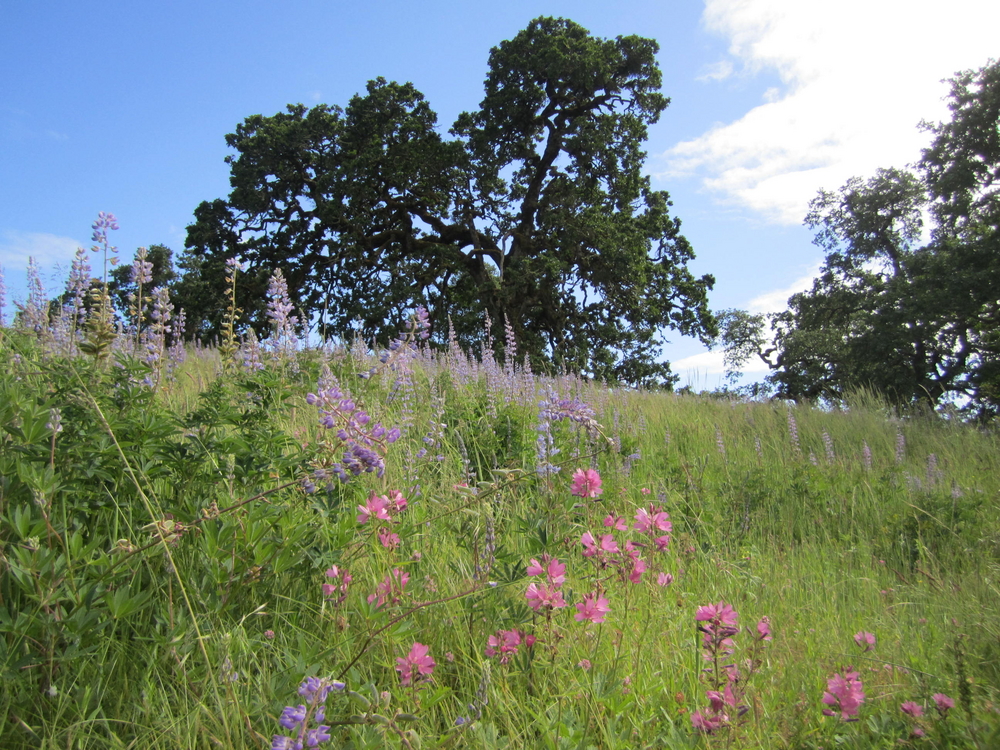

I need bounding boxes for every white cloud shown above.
[663,0,1000,224]
[697,59,734,82]
[0,231,83,298]
[671,348,772,377]
[669,264,823,378]
[746,262,822,314]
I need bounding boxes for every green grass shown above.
[1,328,999,749]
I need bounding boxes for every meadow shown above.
[2,243,1000,749]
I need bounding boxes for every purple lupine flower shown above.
[265,268,300,365]
[538,395,597,428]
[308,383,400,482]
[131,246,153,287]
[66,247,91,332]
[862,440,872,470]
[535,409,561,477]
[15,256,49,336]
[164,307,186,381]
[787,409,801,456]
[926,453,940,487]
[240,328,265,373]
[90,212,119,252]
[0,262,7,327]
[895,429,905,464]
[822,431,835,463]
[273,677,337,749]
[141,285,174,386]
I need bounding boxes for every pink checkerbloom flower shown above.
[525,582,567,612]
[696,602,738,630]
[368,568,409,608]
[901,701,924,718]
[574,592,610,623]
[357,493,391,524]
[634,505,671,535]
[756,616,772,641]
[486,629,525,663]
[822,669,865,720]
[526,555,566,586]
[602,514,628,531]
[396,642,435,686]
[321,565,352,604]
[570,468,602,498]
[580,531,619,558]
[854,631,876,652]
[932,693,954,716]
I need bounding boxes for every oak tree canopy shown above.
[177,17,716,387]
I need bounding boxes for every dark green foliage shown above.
[720,60,1000,418]
[178,17,716,387]
[108,244,178,321]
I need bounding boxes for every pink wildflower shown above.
[582,532,619,557]
[627,554,646,583]
[395,642,435,686]
[368,568,409,608]
[691,710,723,733]
[641,487,651,495]
[486,629,522,663]
[901,701,924,718]
[932,693,954,716]
[525,582,567,612]
[545,557,566,585]
[387,490,407,513]
[854,631,876,652]
[357,493,391,524]
[378,528,401,550]
[695,601,739,628]
[322,566,351,601]
[756,616,772,641]
[657,572,674,587]
[575,592,611,623]
[634,505,671,535]
[603,514,628,531]
[570,469,603,498]
[525,555,566,586]
[822,669,865,720]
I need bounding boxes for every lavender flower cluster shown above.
[272,676,344,750]
[538,396,597,429]
[306,385,401,485]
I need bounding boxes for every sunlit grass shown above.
[2,326,999,748]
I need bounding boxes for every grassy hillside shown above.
[1,322,998,749]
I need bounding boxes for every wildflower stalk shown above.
[79,213,120,363]
[219,258,243,370]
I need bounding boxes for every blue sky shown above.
[2,0,997,387]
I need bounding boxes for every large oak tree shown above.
[719,59,1000,418]
[176,17,716,386]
